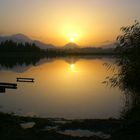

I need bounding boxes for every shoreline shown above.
[0,112,122,140]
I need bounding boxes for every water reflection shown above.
[0,56,125,119]
[69,64,79,73]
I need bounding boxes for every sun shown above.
[70,37,75,42]
[68,33,78,43]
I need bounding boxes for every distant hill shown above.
[33,40,55,49]
[99,43,116,49]
[64,42,79,49]
[0,34,32,43]
[0,33,55,49]
[63,42,116,50]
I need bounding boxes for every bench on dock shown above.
[17,78,34,82]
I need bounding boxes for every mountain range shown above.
[99,43,116,49]
[0,33,115,49]
[0,33,55,49]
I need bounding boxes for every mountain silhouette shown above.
[33,40,55,49]
[64,42,79,49]
[99,43,115,49]
[11,33,32,42]
[0,33,55,49]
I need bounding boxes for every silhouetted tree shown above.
[115,21,140,93]
[116,20,140,54]
[104,21,140,115]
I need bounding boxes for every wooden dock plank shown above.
[17,78,34,82]
[0,83,17,86]
[0,86,17,89]
[17,80,34,83]
[0,87,5,93]
[17,78,34,80]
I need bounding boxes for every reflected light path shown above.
[0,58,125,119]
[69,64,79,73]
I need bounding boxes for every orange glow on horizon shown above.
[0,0,139,46]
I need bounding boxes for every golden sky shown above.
[0,0,140,46]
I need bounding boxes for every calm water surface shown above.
[0,57,126,119]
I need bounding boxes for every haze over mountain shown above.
[63,42,115,49]
[0,34,55,49]
[100,43,116,49]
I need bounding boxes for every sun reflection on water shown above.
[70,64,79,73]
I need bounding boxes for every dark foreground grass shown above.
[0,108,140,140]
[0,112,120,140]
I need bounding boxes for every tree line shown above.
[0,40,42,52]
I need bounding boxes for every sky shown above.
[0,0,140,46]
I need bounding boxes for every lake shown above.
[0,56,127,119]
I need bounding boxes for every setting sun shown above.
[67,33,78,43]
[70,37,75,42]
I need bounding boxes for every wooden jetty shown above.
[0,85,17,89]
[0,83,17,87]
[0,87,5,93]
[17,78,34,83]
[0,82,17,93]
